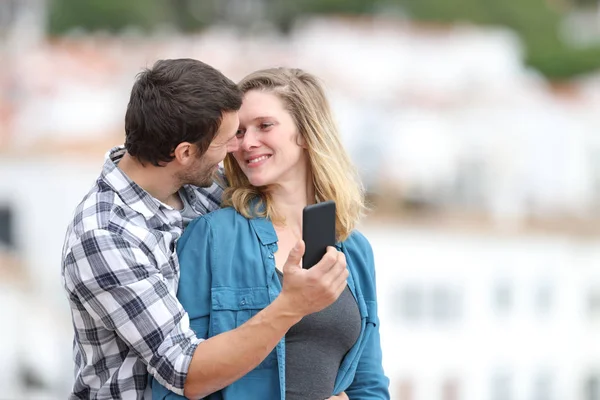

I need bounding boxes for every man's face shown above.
[178,111,240,187]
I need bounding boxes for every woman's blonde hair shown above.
[223,67,365,241]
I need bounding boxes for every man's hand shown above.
[279,240,348,320]
[327,391,349,400]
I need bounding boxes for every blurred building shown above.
[1,13,600,400]
[0,152,105,398]
[368,224,600,400]
[1,16,600,230]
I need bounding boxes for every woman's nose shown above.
[240,130,259,151]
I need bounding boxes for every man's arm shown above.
[183,241,349,399]
[63,229,201,395]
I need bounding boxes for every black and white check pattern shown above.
[62,146,223,399]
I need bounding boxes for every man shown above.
[61,59,349,399]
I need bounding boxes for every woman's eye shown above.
[259,123,273,130]
[236,129,245,138]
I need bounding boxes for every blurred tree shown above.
[49,0,163,33]
[47,0,600,79]
[263,0,600,79]
[389,0,600,79]
[48,0,215,34]
[571,0,598,6]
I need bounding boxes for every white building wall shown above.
[365,224,600,400]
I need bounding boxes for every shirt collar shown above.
[100,146,167,219]
[249,217,278,245]
[246,199,343,250]
[246,198,278,245]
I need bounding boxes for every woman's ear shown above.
[296,133,308,149]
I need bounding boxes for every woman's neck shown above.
[269,177,315,231]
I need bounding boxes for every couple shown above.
[61,59,389,400]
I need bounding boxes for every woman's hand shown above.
[327,392,349,400]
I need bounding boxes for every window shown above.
[491,370,513,400]
[534,283,554,316]
[441,377,460,400]
[398,378,415,400]
[453,157,486,209]
[587,287,600,320]
[492,281,513,314]
[586,375,600,400]
[532,371,554,400]
[432,286,462,322]
[0,206,15,251]
[395,284,463,323]
[397,285,424,322]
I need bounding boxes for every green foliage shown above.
[294,0,376,14]
[48,0,212,34]
[527,45,600,79]
[47,0,600,80]
[392,0,600,80]
[49,0,162,33]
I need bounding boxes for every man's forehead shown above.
[211,112,239,143]
[223,111,240,128]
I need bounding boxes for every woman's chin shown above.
[247,175,271,187]
[249,179,266,187]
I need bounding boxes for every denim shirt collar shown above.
[246,198,343,250]
[249,217,278,245]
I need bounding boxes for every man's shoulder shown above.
[65,178,146,245]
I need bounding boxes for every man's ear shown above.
[173,142,194,166]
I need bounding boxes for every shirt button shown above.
[240,299,246,306]
[268,253,274,259]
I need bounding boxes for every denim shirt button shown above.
[268,253,274,259]
[240,298,246,306]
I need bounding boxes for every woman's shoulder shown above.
[179,207,248,247]
[187,206,246,230]
[201,206,242,221]
[343,229,379,295]
[343,229,373,253]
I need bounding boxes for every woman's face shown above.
[233,90,309,188]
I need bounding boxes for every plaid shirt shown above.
[61,146,223,399]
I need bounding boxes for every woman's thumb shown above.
[283,240,305,271]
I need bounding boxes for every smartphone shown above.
[302,200,336,269]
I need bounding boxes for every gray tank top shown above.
[178,189,199,227]
[276,270,361,400]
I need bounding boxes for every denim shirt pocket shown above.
[211,286,278,369]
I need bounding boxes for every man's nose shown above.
[227,136,240,153]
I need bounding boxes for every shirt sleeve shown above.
[152,215,215,400]
[345,233,391,399]
[62,228,201,396]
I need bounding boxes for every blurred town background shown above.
[1,0,600,399]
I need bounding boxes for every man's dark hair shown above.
[124,58,243,166]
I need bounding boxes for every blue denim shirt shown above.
[151,207,390,399]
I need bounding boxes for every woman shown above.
[153,67,389,399]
